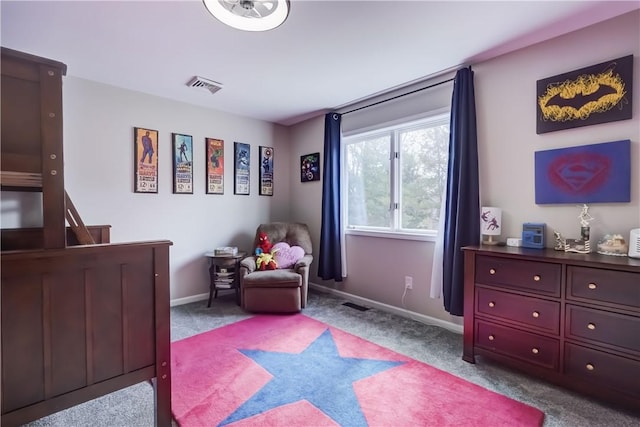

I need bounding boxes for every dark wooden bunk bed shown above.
[1,47,172,426]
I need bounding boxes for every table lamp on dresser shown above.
[480,206,502,245]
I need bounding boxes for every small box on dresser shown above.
[463,245,640,413]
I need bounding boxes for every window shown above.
[343,112,449,238]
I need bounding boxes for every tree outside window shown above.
[344,113,449,236]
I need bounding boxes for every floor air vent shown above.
[342,302,370,311]
[187,76,223,94]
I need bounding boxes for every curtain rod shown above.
[340,77,455,116]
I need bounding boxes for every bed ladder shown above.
[65,191,95,245]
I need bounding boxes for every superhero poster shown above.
[134,127,158,193]
[259,146,274,196]
[206,138,224,195]
[534,139,630,204]
[172,133,193,194]
[234,142,250,195]
[300,152,320,182]
[536,55,633,134]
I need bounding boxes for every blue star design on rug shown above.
[219,328,405,426]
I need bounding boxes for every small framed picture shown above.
[300,152,320,182]
[234,142,250,195]
[172,133,193,194]
[206,138,224,195]
[259,146,274,196]
[134,127,158,193]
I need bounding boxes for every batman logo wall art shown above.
[536,55,633,134]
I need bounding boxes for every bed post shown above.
[153,244,172,426]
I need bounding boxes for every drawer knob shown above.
[586,363,595,371]
[488,335,495,341]
[531,348,539,354]
[532,311,540,318]
[588,283,597,290]
[587,323,596,330]
[489,268,496,275]
[533,275,541,282]
[488,302,495,308]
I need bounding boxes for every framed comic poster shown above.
[134,127,158,193]
[234,142,250,195]
[259,146,274,196]
[300,152,320,182]
[206,137,224,194]
[172,133,193,194]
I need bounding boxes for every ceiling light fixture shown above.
[203,0,290,32]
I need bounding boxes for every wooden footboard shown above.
[1,240,172,426]
[1,224,112,251]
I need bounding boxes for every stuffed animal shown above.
[256,250,278,270]
[255,232,278,270]
[255,232,272,255]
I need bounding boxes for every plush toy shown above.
[256,250,278,271]
[255,232,278,270]
[255,232,272,255]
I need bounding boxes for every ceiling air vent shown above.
[187,76,223,94]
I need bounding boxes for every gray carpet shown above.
[24,290,640,427]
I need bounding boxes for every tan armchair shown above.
[240,222,313,313]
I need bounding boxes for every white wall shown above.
[289,10,640,325]
[476,9,640,242]
[61,78,292,301]
[289,117,325,252]
[2,10,637,319]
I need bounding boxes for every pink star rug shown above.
[171,314,544,426]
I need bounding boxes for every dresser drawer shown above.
[476,287,560,334]
[565,343,640,398]
[566,305,640,354]
[475,320,559,370]
[475,255,561,296]
[567,266,640,309]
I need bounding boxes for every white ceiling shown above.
[2,1,638,126]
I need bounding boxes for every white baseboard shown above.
[170,286,463,335]
[309,283,463,334]
[170,292,209,307]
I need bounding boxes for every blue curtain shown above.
[442,67,479,316]
[318,112,343,281]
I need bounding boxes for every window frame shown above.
[342,109,450,242]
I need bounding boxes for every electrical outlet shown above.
[404,276,413,289]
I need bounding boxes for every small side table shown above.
[204,251,246,307]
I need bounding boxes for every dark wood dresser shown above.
[463,245,640,412]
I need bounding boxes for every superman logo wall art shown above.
[535,140,630,204]
[536,55,633,134]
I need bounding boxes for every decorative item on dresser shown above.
[463,245,640,413]
[480,207,502,245]
[629,228,640,258]
[522,222,546,249]
[565,204,594,254]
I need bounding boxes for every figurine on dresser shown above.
[564,204,594,254]
[553,230,566,251]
